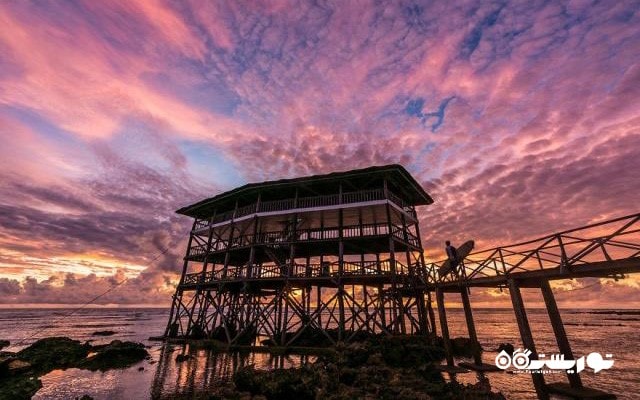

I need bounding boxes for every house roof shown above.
[177,164,433,218]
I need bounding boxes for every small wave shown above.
[603,317,640,321]
[70,323,134,328]
[582,310,640,316]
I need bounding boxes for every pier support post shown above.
[540,279,582,388]
[427,291,437,336]
[436,288,454,366]
[460,287,482,365]
[508,279,548,400]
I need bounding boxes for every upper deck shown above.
[177,165,433,229]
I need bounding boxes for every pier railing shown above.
[192,189,416,230]
[430,212,640,285]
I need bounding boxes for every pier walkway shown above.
[430,212,640,399]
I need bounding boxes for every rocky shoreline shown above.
[0,335,506,399]
[173,335,506,400]
[0,337,150,400]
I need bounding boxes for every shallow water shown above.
[0,307,637,399]
[436,308,640,399]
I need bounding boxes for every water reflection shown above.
[151,344,314,399]
[7,308,638,399]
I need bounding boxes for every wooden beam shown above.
[435,257,640,290]
[460,288,482,365]
[435,288,454,366]
[540,279,582,388]
[508,279,548,400]
[338,191,345,340]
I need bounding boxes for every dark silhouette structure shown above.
[164,164,640,399]
[428,212,640,399]
[165,165,436,345]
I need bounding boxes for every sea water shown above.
[0,307,637,399]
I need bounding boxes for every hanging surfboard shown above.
[437,240,475,277]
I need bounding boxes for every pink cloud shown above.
[0,0,638,305]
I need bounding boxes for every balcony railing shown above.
[187,222,420,257]
[193,189,415,230]
[181,259,420,285]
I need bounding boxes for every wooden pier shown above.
[429,212,640,399]
[165,165,639,399]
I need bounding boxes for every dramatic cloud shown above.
[0,0,638,306]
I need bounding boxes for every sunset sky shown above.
[0,0,638,307]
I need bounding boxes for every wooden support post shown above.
[338,193,345,341]
[508,279,548,400]
[317,286,322,327]
[222,201,238,280]
[436,288,454,366]
[247,194,261,278]
[185,217,213,334]
[247,216,258,278]
[186,290,203,337]
[385,200,404,333]
[414,217,435,336]
[166,254,187,332]
[385,204,396,275]
[338,213,344,276]
[401,211,425,335]
[427,291,437,336]
[320,210,324,240]
[415,291,428,335]
[200,215,216,282]
[289,191,298,277]
[288,214,298,278]
[401,212,413,275]
[363,285,371,331]
[338,286,345,341]
[460,287,482,365]
[398,293,407,334]
[281,287,290,345]
[179,220,197,285]
[275,290,283,344]
[540,279,582,388]
[378,283,387,330]
[350,284,356,331]
[164,290,181,337]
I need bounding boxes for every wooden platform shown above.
[435,257,640,291]
[546,383,616,399]
[458,361,503,372]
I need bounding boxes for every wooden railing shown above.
[193,219,210,230]
[193,189,416,229]
[429,212,640,284]
[187,222,420,257]
[187,212,640,287]
[181,259,418,285]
